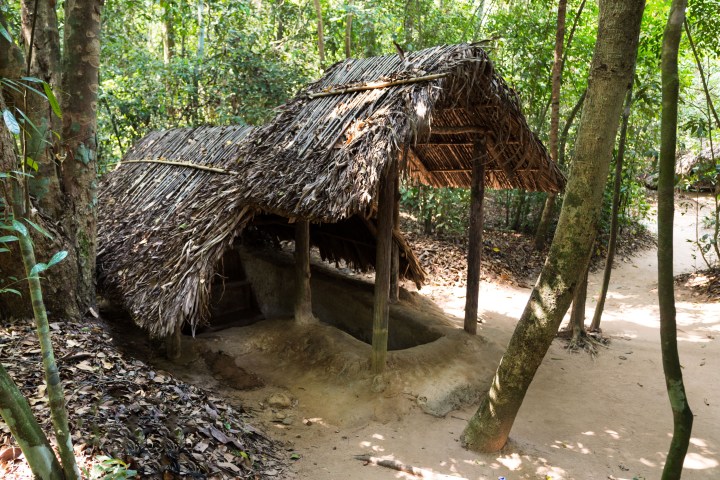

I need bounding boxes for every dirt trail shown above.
[169,196,718,480]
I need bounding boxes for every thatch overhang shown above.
[238,43,566,223]
[97,126,426,338]
[97,126,256,337]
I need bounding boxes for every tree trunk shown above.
[0,363,64,480]
[569,261,589,342]
[21,0,63,217]
[462,0,645,453]
[558,89,586,166]
[60,0,103,316]
[464,137,486,334]
[590,86,634,332]
[161,1,175,65]
[344,0,353,59]
[313,0,325,65]
[658,1,693,477]
[371,162,397,374]
[533,0,567,251]
[294,220,315,323]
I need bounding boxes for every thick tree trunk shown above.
[294,220,315,323]
[533,0,567,251]
[371,162,397,374]
[590,87,633,331]
[464,137,486,334]
[462,0,644,452]
[0,364,64,480]
[60,0,103,316]
[658,1,693,477]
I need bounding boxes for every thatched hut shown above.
[236,43,565,371]
[99,43,564,368]
[97,126,425,352]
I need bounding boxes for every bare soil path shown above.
[158,195,719,480]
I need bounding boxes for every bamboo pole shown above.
[371,161,397,374]
[464,137,486,334]
[307,73,447,99]
[294,220,314,323]
[122,159,234,174]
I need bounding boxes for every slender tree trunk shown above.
[371,162,397,374]
[462,0,645,453]
[313,0,325,65]
[511,191,525,231]
[60,0,103,316]
[658,1,693,477]
[21,0,62,217]
[534,0,567,250]
[0,363,64,480]
[569,260,589,342]
[344,0,353,59]
[464,137,486,334]
[558,89,587,166]
[294,220,315,323]
[161,1,175,65]
[590,86,633,331]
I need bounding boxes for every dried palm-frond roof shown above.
[98,126,426,338]
[238,43,565,222]
[98,126,256,337]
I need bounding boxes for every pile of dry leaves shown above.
[405,228,544,288]
[0,319,288,479]
[676,267,720,302]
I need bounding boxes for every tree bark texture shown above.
[533,0,567,251]
[464,137,486,334]
[60,0,103,315]
[21,0,63,216]
[294,220,315,323]
[659,1,693,477]
[462,0,645,453]
[569,260,589,341]
[0,363,64,480]
[371,162,397,374]
[591,87,633,331]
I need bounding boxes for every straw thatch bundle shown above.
[98,126,256,337]
[238,43,565,222]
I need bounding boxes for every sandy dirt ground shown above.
[171,195,718,480]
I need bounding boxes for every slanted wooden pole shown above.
[464,137,487,334]
[294,219,314,324]
[371,161,398,374]
[390,174,401,303]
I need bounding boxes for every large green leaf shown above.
[43,82,62,118]
[11,219,28,237]
[2,109,20,135]
[46,250,68,268]
[0,235,19,243]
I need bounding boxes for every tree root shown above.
[558,328,610,356]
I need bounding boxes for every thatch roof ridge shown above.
[98,125,257,337]
[238,43,565,223]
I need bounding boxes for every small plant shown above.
[83,456,137,480]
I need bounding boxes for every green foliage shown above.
[83,456,137,480]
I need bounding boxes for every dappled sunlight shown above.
[496,452,523,470]
[683,453,719,470]
[550,440,591,454]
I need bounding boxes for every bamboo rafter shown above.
[306,73,448,99]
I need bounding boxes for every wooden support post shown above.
[294,219,314,324]
[371,162,397,374]
[165,322,182,361]
[390,174,400,303]
[464,137,487,334]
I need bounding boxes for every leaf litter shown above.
[0,318,288,479]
